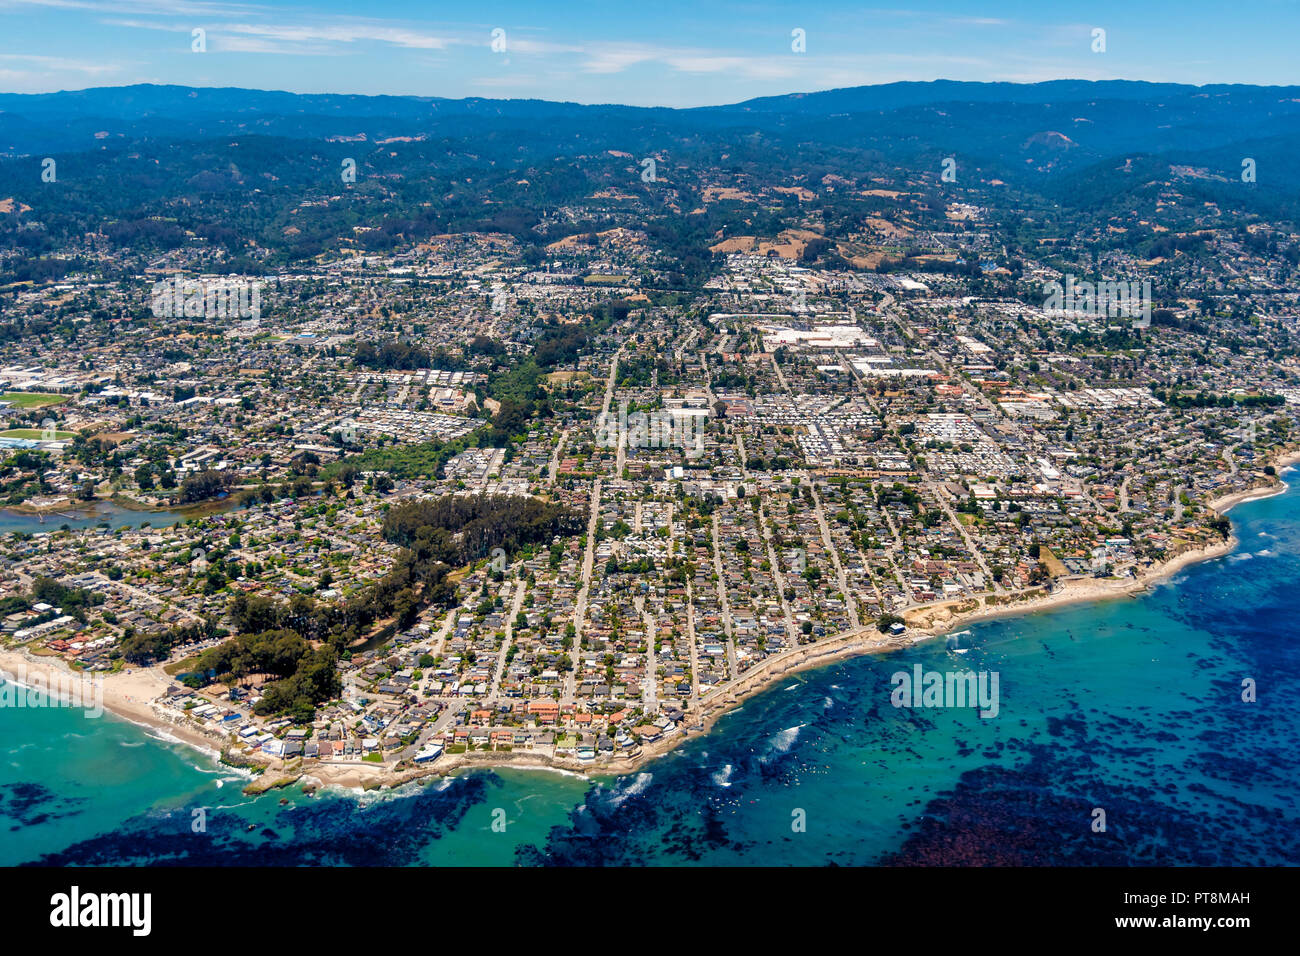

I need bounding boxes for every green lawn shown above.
[0,392,66,410]
[163,655,203,677]
[0,428,75,440]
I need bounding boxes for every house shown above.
[414,742,443,763]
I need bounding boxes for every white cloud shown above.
[0,53,121,73]
[570,43,801,80]
[97,13,458,54]
[0,0,264,15]
[218,21,452,51]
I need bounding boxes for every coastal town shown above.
[2,159,1299,793]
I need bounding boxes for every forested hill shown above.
[3,79,1299,283]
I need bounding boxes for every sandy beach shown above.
[0,646,225,757]
[5,448,1295,790]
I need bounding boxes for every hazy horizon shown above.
[8,75,1300,113]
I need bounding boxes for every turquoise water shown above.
[3,473,1298,865]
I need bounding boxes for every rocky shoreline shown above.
[5,451,1295,795]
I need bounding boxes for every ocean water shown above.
[3,474,1298,866]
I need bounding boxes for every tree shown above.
[877,613,904,634]
[179,468,231,503]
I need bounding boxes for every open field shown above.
[0,427,75,440]
[0,391,67,409]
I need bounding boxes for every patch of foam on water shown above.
[498,764,590,781]
[712,764,734,788]
[213,799,256,811]
[761,724,805,763]
[605,771,653,808]
[352,778,428,808]
[121,718,223,764]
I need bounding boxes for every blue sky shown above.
[0,0,1297,106]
